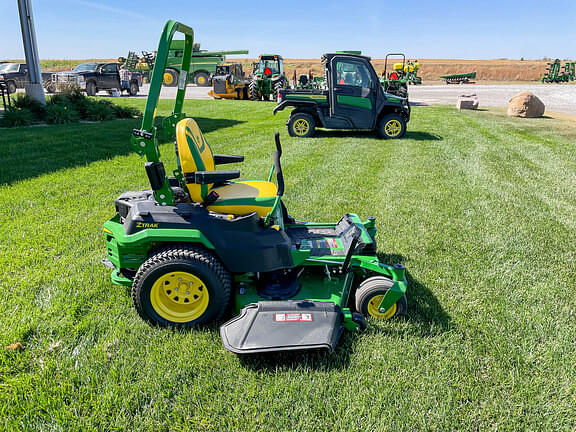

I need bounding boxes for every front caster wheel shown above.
[355,276,407,319]
[132,245,231,327]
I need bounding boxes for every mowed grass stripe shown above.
[1,102,575,431]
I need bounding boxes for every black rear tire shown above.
[377,113,407,139]
[129,81,139,96]
[132,245,231,327]
[272,78,285,100]
[86,81,97,96]
[194,72,210,87]
[249,80,260,101]
[287,112,316,138]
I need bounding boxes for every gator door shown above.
[330,58,376,129]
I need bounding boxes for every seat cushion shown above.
[207,181,277,217]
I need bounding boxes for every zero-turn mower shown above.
[102,21,408,354]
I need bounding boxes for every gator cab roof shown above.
[322,53,372,62]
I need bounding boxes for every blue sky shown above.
[2,0,575,60]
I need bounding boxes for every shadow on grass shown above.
[313,129,442,141]
[0,116,245,185]
[377,253,451,337]
[237,254,450,372]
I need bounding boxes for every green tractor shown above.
[102,21,409,354]
[249,54,288,101]
[380,53,409,98]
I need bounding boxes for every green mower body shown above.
[102,21,408,354]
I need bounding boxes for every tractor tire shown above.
[377,114,406,139]
[85,81,97,96]
[249,80,260,101]
[272,79,285,100]
[355,276,407,320]
[163,69,178,87]
[7,81,17,95]
[132,245,232,327]
[194,72,210,87]
[129,81,139,96]
[287,112,316,138]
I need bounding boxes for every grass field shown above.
[1,100,576,431]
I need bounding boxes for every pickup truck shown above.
[0,62,52,94]
[49,62,143,96]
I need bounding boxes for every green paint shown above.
[337,95,372,110]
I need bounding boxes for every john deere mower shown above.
[381,53,409,98]
[102,21,408,354]
[249,54,288,101]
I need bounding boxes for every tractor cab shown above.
[254,55,283,78]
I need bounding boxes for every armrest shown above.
[213,154,245,165]
[185,170,240,184]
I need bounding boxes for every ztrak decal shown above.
[136,222,159,228]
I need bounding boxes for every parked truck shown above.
[0,62,52,94]
[48,62,143,96]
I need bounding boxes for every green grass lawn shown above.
[1,100,575,431]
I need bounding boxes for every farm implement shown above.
[102,21,409,355]
[275,52,411,139]
[249,54,288,101]
[291,69,325,90]
[441,72,476,84]
[208,63,250,99]
[540,59,575,83]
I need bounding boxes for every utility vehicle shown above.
[102,21,408,354]
[274,53,411,139]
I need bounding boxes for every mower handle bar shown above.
[273,132,284,196]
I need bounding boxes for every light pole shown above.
[17,0,45,104]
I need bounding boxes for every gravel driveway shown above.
[409,84,576,114]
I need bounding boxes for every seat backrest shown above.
[176,118,215,202]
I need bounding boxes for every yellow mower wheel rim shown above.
[150,271,209,323]
[385,119,402,137]
[293,119,310,136]
[366,294,397,319]
[163,72,174,86]
[197,75,207,85]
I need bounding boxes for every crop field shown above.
[1,100,576,431]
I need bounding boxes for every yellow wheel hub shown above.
[366,294,397,319]
[293,119,310,136]
[150,271,209,323]
[384,119,402,137]
[163,72,174,85]
[197,76,206,85]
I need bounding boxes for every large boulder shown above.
[456,94,479,110]
[507,92,545,118]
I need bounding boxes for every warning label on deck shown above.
[274,313,313,322]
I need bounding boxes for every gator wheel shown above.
[377,114,406,139]
[249,80,261,101]
[287,112,316,138]
[132,245,231,327]
[355,276,407,319]
[163,69,178,87]
[195,72,210,87]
